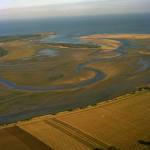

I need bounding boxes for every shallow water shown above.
[138,58,150,72]
[37,49,58,57]
[41,34,84,44]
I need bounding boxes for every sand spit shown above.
[81,34,150,40]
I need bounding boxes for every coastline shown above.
[0,87,149,128]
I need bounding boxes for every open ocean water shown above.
[0,14,150,36]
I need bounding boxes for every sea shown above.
[0,14,150,37]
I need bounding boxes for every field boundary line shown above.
[45,118,109,150]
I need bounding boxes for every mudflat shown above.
[0,33,150,125]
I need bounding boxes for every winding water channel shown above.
[0,35,149,92]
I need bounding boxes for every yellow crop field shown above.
[19,121,91,150]
[56,90,150,150]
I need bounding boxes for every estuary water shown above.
[0,14,150,124]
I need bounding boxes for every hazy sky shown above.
[0,0,150,20]
[0,0,88,9]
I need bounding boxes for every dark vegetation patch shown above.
[138,140,150,146]
[93,146,119,150]
[0,47,8,57]
[0,34,43,42]
[48,74,64,81]
[138,86,150,91]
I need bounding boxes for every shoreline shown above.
[0,87,149,128]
